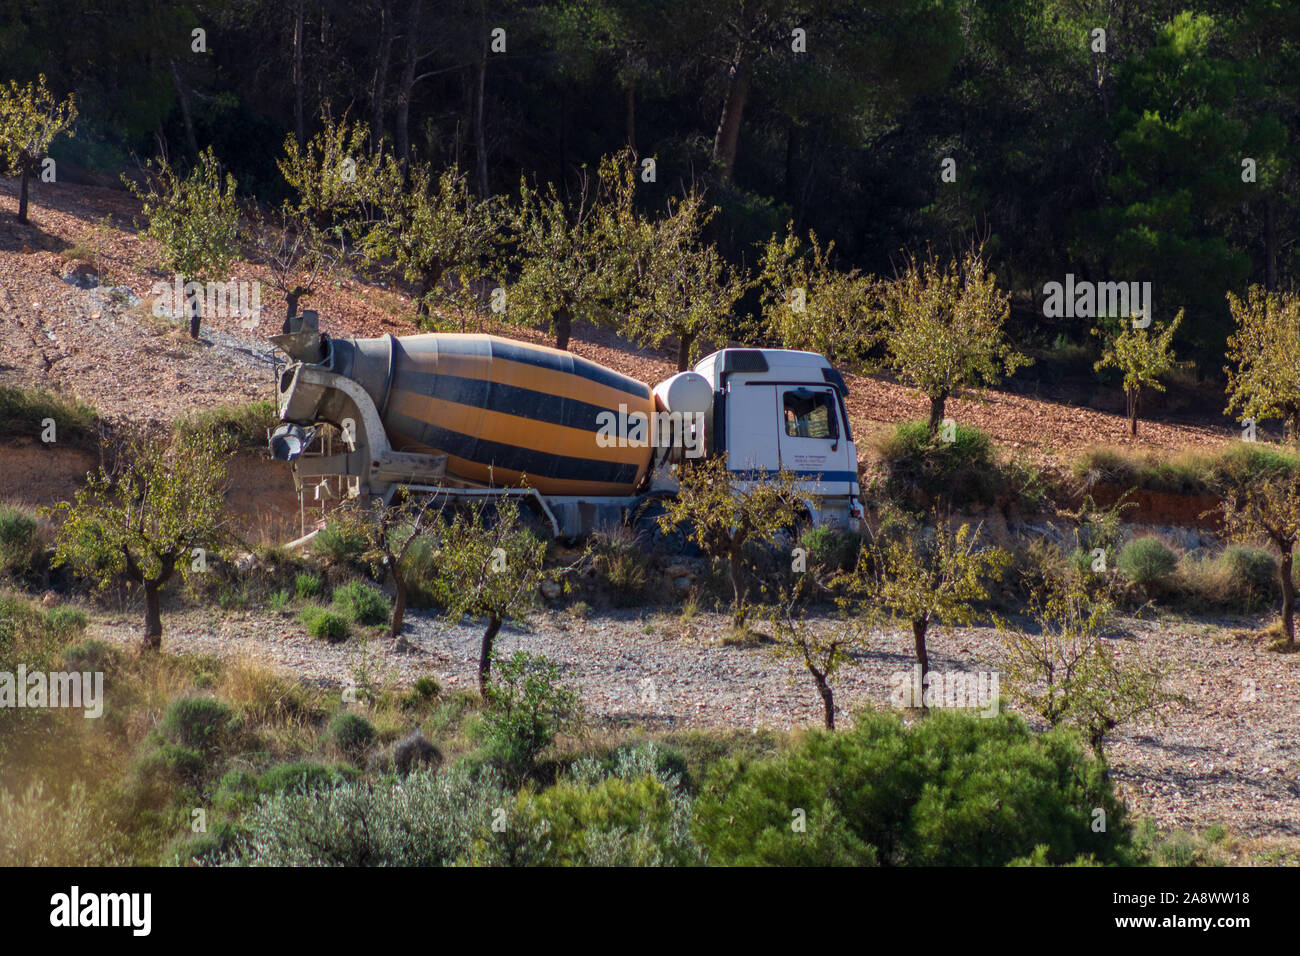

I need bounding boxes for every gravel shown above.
[89,601,1300,838]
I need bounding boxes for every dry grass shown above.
[219,652,322,727]
[243,510,305,549]
[126,300,201,348]
[1069,441,1298,496]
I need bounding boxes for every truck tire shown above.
[631,496,698,557]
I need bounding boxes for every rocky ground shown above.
[86,600,1300,840]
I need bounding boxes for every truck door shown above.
[724,383,779,476]
[777,386,852,487]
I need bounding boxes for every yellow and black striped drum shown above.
[323,333,656,496]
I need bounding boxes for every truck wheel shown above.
[631,498,697,557]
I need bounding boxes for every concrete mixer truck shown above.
[268,312,863,539]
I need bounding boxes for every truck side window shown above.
[783,389,838,439]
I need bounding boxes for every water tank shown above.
[322,333,656,496]
[653,371,714,415]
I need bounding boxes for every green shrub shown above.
[1001,452,1054,512]
[479,651,583,782]
[61,638,116,673]
[589,524,648,605]
[402,676,441,710]
[223,745,696,867]
[1071,443,1299,497]
[692,710,1131,867]
[657,728,785,795]
[328,711,376,760]
[392,732,444,776]
[0,386,99,448]
[480,766,699,866]
[167,818,240,866]
[214,769,261,814]
[312,522,369,567]
[294,571,322,599]
[1006,538,1068,601]
[1117,537,1179,589]
[300,606,349,642]
[333,580,388,626]
[1132,819,1232,867]
[161,696,238,752]
[217,585,249,611]
[132,741,208,795]
[45,605,88,635]
[1222,545,1278,596]
[0,782,120,865]
[400,535,443,608]
[1070,546,1115,580]
[1206,443,1299,492]
[800,525,861,572]
[258,760,344,795]
[174,401,276,451]
[0,503,42,575]
[875,421,1001,508]
[220,764,504,866]
[1070,447,1203,495]
[598,741,694,792]
[0,595,62,675]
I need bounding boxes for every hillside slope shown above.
[1,179,1236,459]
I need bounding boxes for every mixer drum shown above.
[323,333,656,496]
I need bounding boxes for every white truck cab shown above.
[692,348,863,530]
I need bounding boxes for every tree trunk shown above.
[554,306,572,351]
[927,393,946,434]
[284,288,302,326]
[293,0,306,146]
[395,0,422,170]
[187,281,201,338]
[416,258,444,318]
[676,332,694,372]
[168,58,199,159]
[17,165,30,224]
[712,46,752,182]
[1280,548,1295,645]
[812,669,835,730]
[912,618,930,711]
[1128,387,1139,437]
[625,86,636,150]
[729,542,747,628]
[558,83,567,186]
[389,574,408,641]
[796,128,823,232]
[1265,195,1277,291]
[142,581,163,651]
[370,0,394,152]
[784,121,799,204]
[474,48,489,197]
[416,269,433,317]
[478,613,503,695]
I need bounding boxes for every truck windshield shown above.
[783,389,838,439]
